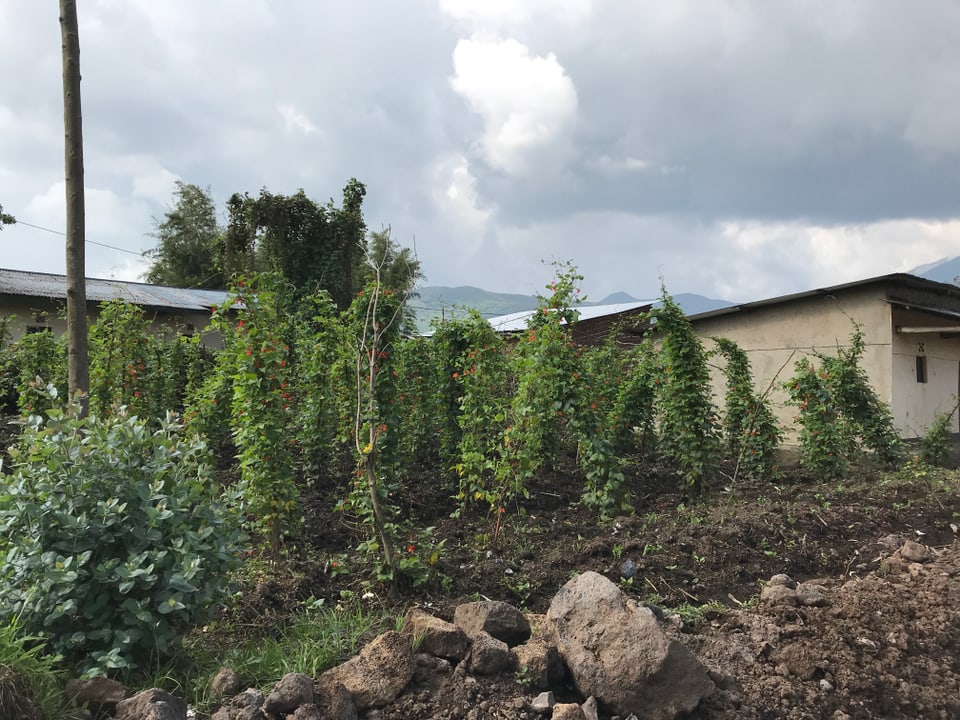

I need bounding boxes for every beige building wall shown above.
[890,307,960,437]
[691,286,894,442]
[1,297,221,348]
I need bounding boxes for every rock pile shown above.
[67,571,715,720]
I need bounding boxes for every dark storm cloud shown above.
[471,1,960,226]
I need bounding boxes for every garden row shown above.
[0,263,937,679]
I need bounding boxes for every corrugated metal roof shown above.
[687,273,960,322]
[0,268,230,311]
[488,301,654,332]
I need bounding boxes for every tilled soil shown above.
[245,456,960,719]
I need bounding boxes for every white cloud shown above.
[277,104,318,135]
[439,0,592,32]
[450,37,578,176]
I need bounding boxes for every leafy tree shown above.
[224,179,367,308]
[361,228,423,333]
[145,182,224,289]
[0,202,15,228]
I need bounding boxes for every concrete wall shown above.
[890,307,960,436]
[690,286,893,442]
[0,296,221,348]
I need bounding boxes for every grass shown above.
[171,598,394,713]
[0,617,76,720]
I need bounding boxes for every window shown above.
[916,355,928,384]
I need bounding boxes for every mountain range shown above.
[412,257,960,332]
[411,286,732,332]
[909,256,960,285]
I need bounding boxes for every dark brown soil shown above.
[237,454,960,719]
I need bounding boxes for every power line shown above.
[12,219,151,257]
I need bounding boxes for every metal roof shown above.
[686,273,960,323]
[0,268,230,312]
[488,301,654,333]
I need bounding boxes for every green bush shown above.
[0,404,246,675]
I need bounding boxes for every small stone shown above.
[454,600,531,647]
[582,696,599,720]
[768,574,796,588]
[467,631,515,675]
[115,689,187,720]
[228,688,264,710]
[819,679,834,692]
[404,608,470,661]
[795,582,830,607]
[530,691,555,713]
[900,540,933,563]
[209,667,240,701]
[552,702,587,720]
[761,584,798,606]
[264,672,313,715]
[65,677,128,713]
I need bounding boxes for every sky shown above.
[2,1,959,304]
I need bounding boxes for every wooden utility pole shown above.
[60,0,89,414]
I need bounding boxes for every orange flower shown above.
[407,544,416,554]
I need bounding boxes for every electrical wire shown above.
[11,219,151,257]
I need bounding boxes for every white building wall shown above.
[890,307,960,437]
[691,286,893,442]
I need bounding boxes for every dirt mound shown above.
[690,541,960,719]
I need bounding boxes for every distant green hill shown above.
[412,285,731,333]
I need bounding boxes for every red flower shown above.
[407,544,416,554]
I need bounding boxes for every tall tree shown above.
[145,182,224,288]
[360,227,423,333]
[224,179,368,309]
[60,0,89,413]
[0,203,15,228]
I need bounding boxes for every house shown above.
[687,273,960,439]
[0,268,230,347]
[488,301,654,347]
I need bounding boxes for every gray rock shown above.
[215,690,267,720]
[263,672,313,715]
[65,677,128,715]
[209,667,240,701]
[412,653,453,684]
[768,573,796,588]
[467,630,516,675]
[582,695,599,720]
[404,607,470,660]
[454,600,531,646]
[115,688,187,720]
[795,582,830,607]
[545,571,713,719]
[900,539,934,563]
[761,583,799,606]
[513,639,563,691]
[553,703,587,720]
[319,631,414,711]
[313,679,357,720]
[291,704,324,719]
[530,690,555,713]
